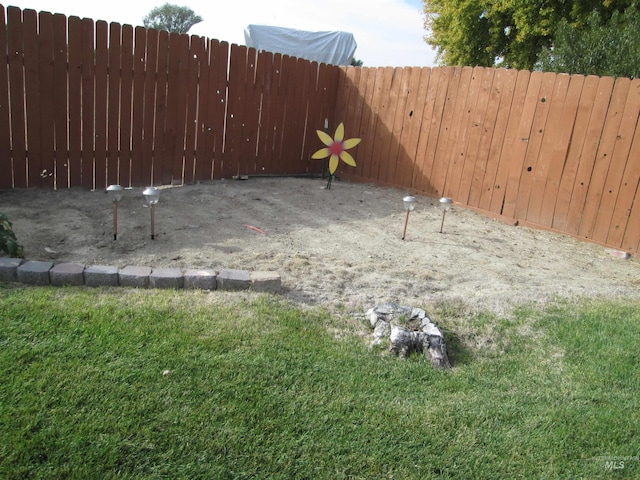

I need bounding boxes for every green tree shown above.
[143,3,202,34]
[422,0,636,70]
[537,6,640,78]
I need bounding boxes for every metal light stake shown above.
[439,197,452,234]
[142,186,160,240]
[402,196,416,240]
[106,184,124,240]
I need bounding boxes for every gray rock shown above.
[217,269,251,291]
[183,269,217,290]
[50,262,85,286]
[17,260,53,285]
[0,257,23,282]
[118,265,152,288]
[366,302,451,369]
[150,268,183,289]
[84,265,119,287]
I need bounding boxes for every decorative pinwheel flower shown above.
[311,122,361,189]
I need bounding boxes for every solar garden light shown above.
[142,186,160,240]
[106,184,124,240]
[439,197,452,234]
[402,195,417,240]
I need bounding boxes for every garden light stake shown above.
[106,185,124,240]
[439,197,452,234]
[402,196,416,240]
[143,187,160,240]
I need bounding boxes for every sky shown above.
[3,0,437,68]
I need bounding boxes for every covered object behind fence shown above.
[243,24,357,66]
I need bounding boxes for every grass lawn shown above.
[0,284,638,479]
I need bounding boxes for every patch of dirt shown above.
[2,177,639,315]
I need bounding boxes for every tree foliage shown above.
[0,213,24,258]
[143,3,202,34]
[537,6,640,78]
[422,0,636,70]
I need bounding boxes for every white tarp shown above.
[243,25,357,66]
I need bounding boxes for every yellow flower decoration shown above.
[311,122,361,175]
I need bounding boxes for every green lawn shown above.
[0,285,638,479]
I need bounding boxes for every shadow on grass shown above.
[428,299,479,368]
[441,328,474,367]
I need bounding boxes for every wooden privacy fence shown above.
[1,6,639,255]
[0,5,338,191]
[336,66,640,255]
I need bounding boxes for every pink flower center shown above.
[328,141,344,156]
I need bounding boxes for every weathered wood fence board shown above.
[7,6,27,189]
[1,5,640,255]
[0,6,336,191]
[460,67,494,206]
[536,74,582,228]
[563,77,615,235]
[551,75,596,233]
[526,73,569,226]
[610,121,640,249]
[0,8,10,190]
[335,61,640,255]
[470,67,504,210]
[397,67,426,189]
[592,79,640,245]
[578,78,630,241]
[411,66,444,195]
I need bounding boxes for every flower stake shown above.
[311,122,361,189]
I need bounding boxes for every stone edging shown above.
[0,257,281,292]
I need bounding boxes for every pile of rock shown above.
[366,302,451,369]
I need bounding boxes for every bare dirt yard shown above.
[2,176,639,315]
